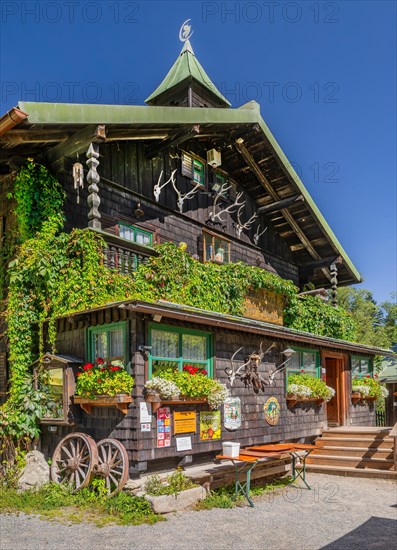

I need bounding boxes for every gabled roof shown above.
[1,100,362,287]
[145,40,230,107]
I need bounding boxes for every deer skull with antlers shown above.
[253,224,268,246]
[208,186,245,224]
[172,177,201,213]
[235,205,258,238]
[153,169,177,203]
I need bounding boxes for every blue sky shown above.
[1,1,396,305]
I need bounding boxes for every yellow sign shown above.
[243,289,284,325]
[173,411,197,434]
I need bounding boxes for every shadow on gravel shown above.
[320,517,397,550]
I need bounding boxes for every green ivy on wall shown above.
[1,161,357,446]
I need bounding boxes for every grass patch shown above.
[0,482,164,527]
[195,476,292,510]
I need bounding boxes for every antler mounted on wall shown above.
[172,177,201,213]
[235,206,258,238]
[208,186,245,224]
[225,342,276,393]
[253,224,268,246]
[153,169,176,203]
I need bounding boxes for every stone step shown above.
[305,463,397,480]
[316,437,393,449]
[306,454,394,470]
[312,446,393,459]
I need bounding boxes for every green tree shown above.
[380,293,397,345]
[337,287,391,348]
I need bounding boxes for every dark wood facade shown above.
[0,54,382,473]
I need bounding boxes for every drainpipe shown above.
[0,107,28,137]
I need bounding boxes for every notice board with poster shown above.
[157,407,171,447]
[174,411,197,434]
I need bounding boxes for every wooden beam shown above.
[0,129,70,145]
[144,125,200,159]
[257,194,304,215]
[234,138,331,282]
[45,125,106,167]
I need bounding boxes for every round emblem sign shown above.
[264,397,281,426]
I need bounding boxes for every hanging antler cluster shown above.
[235,206,258,238]
[208,184,245,224]
[225,342,276,393]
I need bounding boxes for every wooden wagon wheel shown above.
[93,438,129,495]
[51,432,98,491]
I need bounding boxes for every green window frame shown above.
[193,159,205,186]
[286,348,320,387]
[87,321,128,365]
[351,355,373,379]
[117,222,153,247]
[148,324,213,378]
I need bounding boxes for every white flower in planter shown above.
[144,377,180,400]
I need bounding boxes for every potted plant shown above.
[286,373,335,406]
[74,358,134,414]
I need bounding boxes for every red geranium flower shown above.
[111,366,121,371]
[300,369,305,373]
[97,358,104,365]
[83,363,93,371]
[366,374,371,378]
[97,379,102,383]
[76,372,81,376]
[201,369,208,376]
[100,368,106,372]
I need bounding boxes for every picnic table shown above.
[216,443,316,507]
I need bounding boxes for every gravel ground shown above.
[1,474,396,550]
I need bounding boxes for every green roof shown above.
[16,100,361,284]
[145,40,231,107]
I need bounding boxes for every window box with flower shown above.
[286,373,335,407]
[351,374,388,404]
[73,358,134,415]
[143,364,229,412]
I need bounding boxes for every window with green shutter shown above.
[148,324,213,378]
[87,322,127,364]
[351,356,372,379]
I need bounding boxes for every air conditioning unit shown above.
[207,148,221,168]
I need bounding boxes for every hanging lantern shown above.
[72,162,84,204]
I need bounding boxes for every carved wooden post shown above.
[86,143,101,229]
[330,262,338,307]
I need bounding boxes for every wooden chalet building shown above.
[0,31,391,476]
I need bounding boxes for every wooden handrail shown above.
[389,422,397,471]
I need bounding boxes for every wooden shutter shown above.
[181,152,194,179]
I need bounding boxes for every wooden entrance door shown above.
[324,356,347,426]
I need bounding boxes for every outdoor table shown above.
[215,454,260,507]
[246,443,316,490]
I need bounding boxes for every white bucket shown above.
[222,441,240,458]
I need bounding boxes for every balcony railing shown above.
[93,229,157,276]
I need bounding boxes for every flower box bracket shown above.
[286,396,325,408]
[73,395,133,415]
[351,393,377,404]
[144,395,208,413]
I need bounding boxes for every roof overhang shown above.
[54,298,393,357]
[0,100,361,286]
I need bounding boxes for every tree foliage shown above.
[337,287,396,348]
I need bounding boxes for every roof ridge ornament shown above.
[179,19,193,42]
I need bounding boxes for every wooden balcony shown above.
[92,229,158,276]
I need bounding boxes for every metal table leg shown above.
[290,451,311,490]
[232,459,258,507]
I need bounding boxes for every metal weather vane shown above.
[179,19,193,42]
